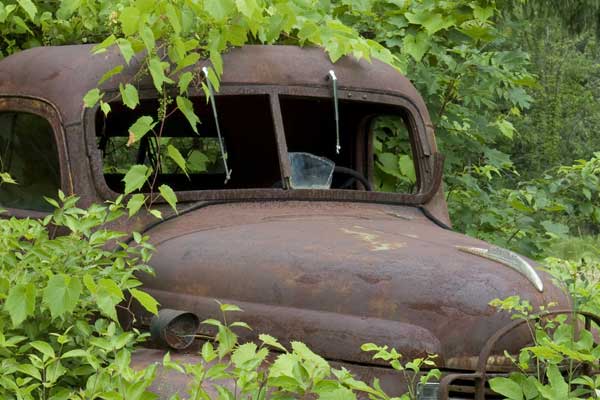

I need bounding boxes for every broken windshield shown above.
[93,93,419,198]
[95,95,281,192]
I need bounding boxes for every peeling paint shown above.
[341,226,405,251]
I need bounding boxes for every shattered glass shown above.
[289,152,335,189]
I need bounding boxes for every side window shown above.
[371,115,417,193]
[0,112,61,212]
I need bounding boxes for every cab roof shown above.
[0,44,431,126]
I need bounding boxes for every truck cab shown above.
[0,44,580,398]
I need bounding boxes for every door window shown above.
[0,112,61,212]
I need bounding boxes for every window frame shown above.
[84,84,438,206]
[359,112,420,194]
[0,96,71,217]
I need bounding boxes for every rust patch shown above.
[356,273,391,285]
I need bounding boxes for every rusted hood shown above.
[141,201,567,370]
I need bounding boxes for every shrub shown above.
[0,192,158,399]
[162,303,439,400]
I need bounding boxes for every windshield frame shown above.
[84,83,438,206]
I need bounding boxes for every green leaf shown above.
[119,7,140,36]
[205,66,220,92]
[318,387,357,400]
[100,101,111,116]
[5,283,35,327]
[83,274,96,295]
[127,116,154,145]
[259,333,287,352]
[546,364,569,398]
[402,31,430,62]
[98,65,124,85]
[43,274,82,319]
[165,3,181,34]
[123,164,150,194]
[83,88,103,108]
[176,96,200,133]
[376,153,402,178]
[0,172,17,184]
[140,24,155,53]
[398,155,416,183]
[291,341,329,371]
[231,342,257,368]
[202,341,217,362]
[150,209,163,219]
[210,50,223,76]
[220,303,243,312]
[582,187,592,200]
[177,71,194,94]
[57,0,80,19]
[236,0,259,18]
[61,349,88,359]
[92,34,116,54]
[17,364,41,381]
[0,278,9,298]
[216,326,237,358]
[230,321,251,330]
[167,145,188,177]
[541,220,569,237]
[473,5,494,21]
[214,385,235,400]
[158,184,178,213]
[489,377,523,400]
[98,279,124,300]
[405,11,454,35]
[269,353,300,379]
[17,0,37,20]
[127,193,146,217]
[188,150,209,172]
[148,57,173,92]
[11,15,32,34]
[360,343,380,352]
[117,38,135,64]
[30,341,56,359]
[496,119,515,139]
[203,318,223,327]
[176,55,200,74]
[205,0,235,21]
[129,288,159,315]
[120,83,139,109]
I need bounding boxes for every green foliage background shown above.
[2,0,600,260]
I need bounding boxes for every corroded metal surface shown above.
[136,201,568,371]
[0,45,427,126]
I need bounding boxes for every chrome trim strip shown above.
[456,246,544,292]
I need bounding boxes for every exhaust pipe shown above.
[150,308,200,350]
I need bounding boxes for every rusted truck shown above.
[1,44,597,399]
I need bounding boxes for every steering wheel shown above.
[333,166,372,191]
[271,166,372,191]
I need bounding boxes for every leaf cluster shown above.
[0,192,159,399]
[447,152,600,260]
[489,296,600,400]
[161,304,440,400]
